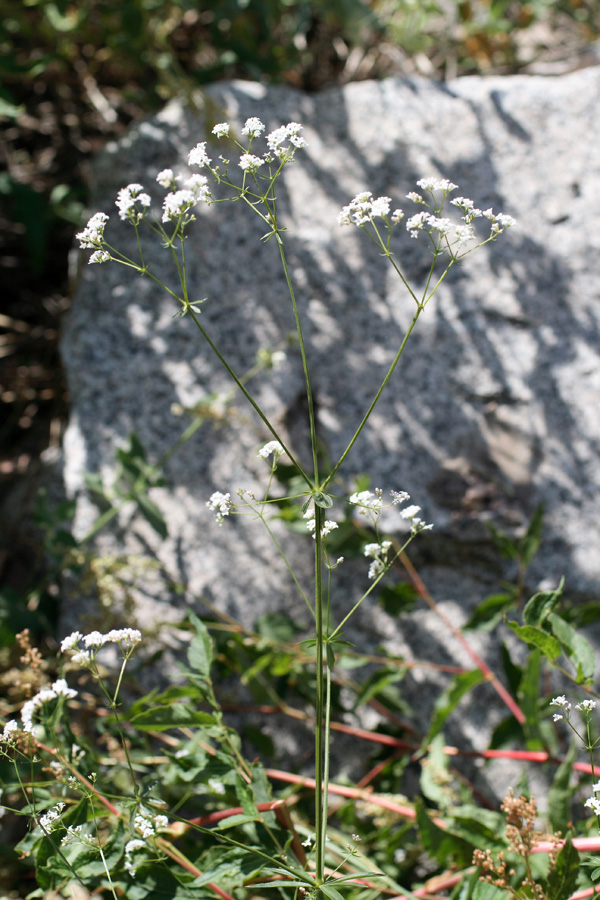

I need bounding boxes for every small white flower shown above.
[212,123,230,138]
[71,650,92,667]
[406,191,423,203]
[242,117,265,137]
[183,173,211,203]
[162,189,196,222]
[391,209,404,223]
[39,802,65,832]
[427,215,452,235]
[576,699,597,712]
[416,177,458,193]
[125,838,147,877]
[188,142,212,168]
[552,713,563,722]
[257,440,284,461]
[302,832,315,848]
[84,631,107,648]
[208,777,226,795]
[88,250,110,264]
[61,631,83,652]
[76,211,109,248]
[585,797,600,815]
[156,168,176,188]
[1,720,18,743]
[391,490,410,505]
[304,509,339,540]
[593,781,600,792]
[134,814,155,838]
[115,184,151,223]
[61,824,85,846]
[52,679,78,699]
[239,153,263,173]
[349,489,383,525]
[550,695,572,711]
[406,211,429,237]
[207,491,234,525]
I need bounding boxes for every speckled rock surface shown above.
[61,69,600,788]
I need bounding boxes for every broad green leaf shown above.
[520,503,545,566]
[135,492,168,539]
[415,798,474,867]
[548,741,578,833]
[463,592,516,631]
[523,579,563,627]
[423,669,485,747]
[187,611,214,680]
[547,835,580,900]
[547,611,595,683]
[129,704,215,731]
[506,621,561,660]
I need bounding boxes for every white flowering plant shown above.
[5,113,600,900]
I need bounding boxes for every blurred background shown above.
[1,0,599,631]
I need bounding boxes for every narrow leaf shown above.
[506,621,561,660]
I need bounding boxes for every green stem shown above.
[314,505,325,884]
[322,306,424,490]
[187,308,312,487]
[276,239,319,483]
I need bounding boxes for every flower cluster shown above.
[60,628,142,667]
[19,679,78,734]
[304,507,339,540]
[349,488,384,526]
[338,192,404,227]
[115,183,151,223]
[364,540,392,580]
[209,117,307,165]
[257,440,285,462]
[206,491,234,525]
[160,173,212,222]
[339,176,516,253]
[38,802,66,833]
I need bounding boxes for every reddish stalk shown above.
[399,550,526,724]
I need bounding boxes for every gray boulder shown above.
[61,69,600,784]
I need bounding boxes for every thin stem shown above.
[277,239,319,483]
[314,505,325,885]
[322,306,423,490]
[187,308,312,487]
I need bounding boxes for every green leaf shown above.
[547,611,595,684]
[423,669,485,747]
[321,885,346,900]
[548,741,578,833]
[506,621,561,660]
[129,704,215,731]
[523,579,563,627]
[313,491,333,509]
[520,502,545,566]
[547,835,580,900]
[135,491,168,539]
[463,592,516,631]
[378,581,419,617]
[415,798,474,867]
[187,611,214,680]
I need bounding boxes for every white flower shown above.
[183,173,211,203]
[391,490,410,505]
[1,720,18,743]
[84,631,107,648]
[304,509,339,540]
[349,489,383,525]
[135,814,155,838]
[162,189,195,222]
[552,713,563,722]
[239,153,263,173]
[482,209,517,234]
[406,211,429,237]
[71,650,92,667]
[242,117,265,137]
[391,209,404,223]
[593,781,600,792]
[125,838,147,877]
[156,168,177,188]
[585,797,600,815]
[427,215,452,235]
[105,628,142,647]
[61,631,83,652]
[207,491,234,525]
[576,699,597,712]
[52,679,78,699]
[338,192,392,227]
[188,142,212,168]
[406,191,423,203]
[115,184,151,223]
[257,440,284,461]
[265,122,306,160]
[76,212,109,248]
[61,824,85,846]
[208,777,226,795]
[453,224,476,247]
[416,177,458,193]
[212,123,230,138]
[39,802,65,832]
[364,541,392,580]
[550,695,571,711]
[154,814,169,830]
[451,197,483,223]
[88,250,110,264]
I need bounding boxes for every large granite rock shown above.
[61,69,600,783]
